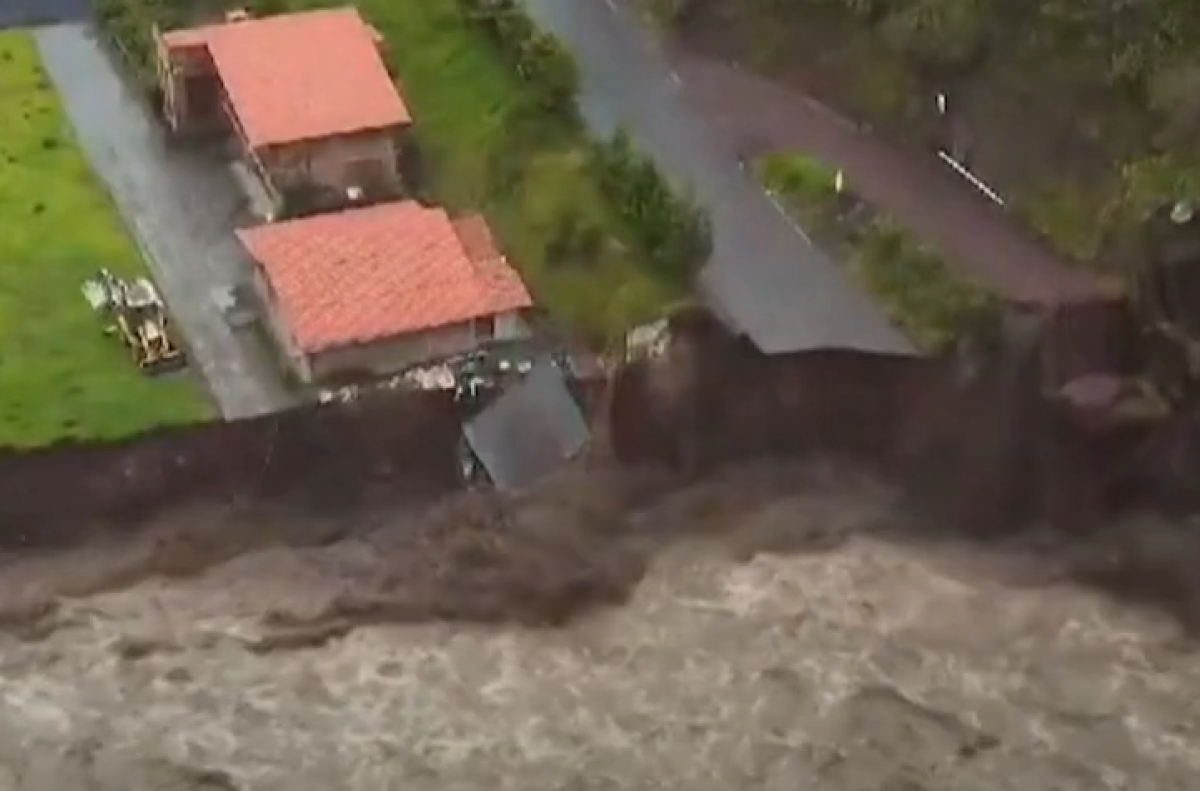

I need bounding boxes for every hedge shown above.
[592,129,712,280]
[454,0,578,115]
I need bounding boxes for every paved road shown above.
[35,24,296,419]
[0,0,87,31]
[670,56,1108,305]
[518,0,914,356]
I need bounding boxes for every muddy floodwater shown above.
[0,463,1198,791]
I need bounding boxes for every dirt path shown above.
[666,52,1109,306]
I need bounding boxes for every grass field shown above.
[0,32,208,447]
[282,0,683,342]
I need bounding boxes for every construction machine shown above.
[82,269,187,375]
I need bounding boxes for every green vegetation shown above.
[757,153,843,228]
[663,0,1200,268]
[593,130,711,283]
[0,32,208,447]
[757,153,1000,352]
[94,0,708,343]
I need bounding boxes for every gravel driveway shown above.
[34,23,295,419]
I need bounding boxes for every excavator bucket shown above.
[136,337,186,375]
[135,316,187,375]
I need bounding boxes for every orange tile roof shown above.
[236,202,534,353]
[163,8,410,148]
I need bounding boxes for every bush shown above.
[1017,183,1107,264]
[879,0,992,74]
[758,152,839,200]
[593,129,712,280]
[93,0,188,85]
[454,0,579,115]
[851,218,1001,352]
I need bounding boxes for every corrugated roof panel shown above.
[464,361,590,491]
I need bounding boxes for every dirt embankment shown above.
[0,388,464,549]
[2,308,1200,638]
[610,308,1093,531]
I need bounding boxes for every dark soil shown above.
[3,458,1200,649]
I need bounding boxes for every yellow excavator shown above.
[82,269,186,375]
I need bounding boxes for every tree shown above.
[1146,60,1200,145]
[879,0,991,74]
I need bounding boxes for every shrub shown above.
[1017,183,1107,264]
[758,152,839,200]
[454,0,579,115]
[93,0,187,85]
[851,218,1001,352]
[592,129,712,280]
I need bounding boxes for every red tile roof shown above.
[237,202,533,353]
[163,8,410,149]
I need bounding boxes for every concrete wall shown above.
[252,263,311,381]
[307,312,531,382]
[260,129,402,195]
[495,312,528,341]
[310,322,478,382]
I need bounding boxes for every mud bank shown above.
[0,389,463,548]
[609,308,1103,532]
[0,304,1178,556]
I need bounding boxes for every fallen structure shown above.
[609,300,1199,532]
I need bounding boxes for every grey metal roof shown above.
[463,360,591,492]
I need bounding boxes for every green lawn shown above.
[0,32,209,447]
[283,0,683,341]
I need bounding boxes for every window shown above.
[344,156,387,192]
[474,316,496,341]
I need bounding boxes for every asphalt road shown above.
[0,0,87,31]
[34,24,296,420]
[671,57,1107,305]
[518,0,914,356]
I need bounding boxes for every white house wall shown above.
[494,311,530,341]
